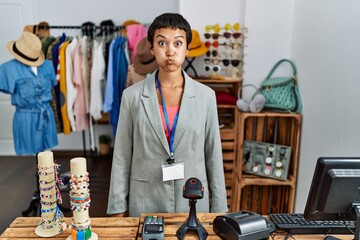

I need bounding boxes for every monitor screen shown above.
[303,157,360,221]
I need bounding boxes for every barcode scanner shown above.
[176,177,208,240]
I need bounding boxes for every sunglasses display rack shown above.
[203,23,246,80]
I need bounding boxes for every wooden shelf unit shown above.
[196,78,242,210]
[218,105,239,208]
[230,112,301,214]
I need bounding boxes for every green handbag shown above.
[260,59,302,113]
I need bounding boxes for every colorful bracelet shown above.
[40,193,55,199]
[71,227,92,240]
[38,165,54,171]
[41,200,57,206]
[41,206,56,213]
[71,205,90,212]
[69,177,89,184]
[39,179,55,185]
[70,197,91,204]
[39,185,55,191]
[70,183,89,190]
[69,190,90,197]
[70,172,89,179]
[38,171,55,176]
[72,218,90,225]
[71,200,91,207]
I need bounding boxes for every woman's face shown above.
[151,27,189,73]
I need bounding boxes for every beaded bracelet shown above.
[69,177,89,184]
[69,190,90,197]
[38,171,55,176]
[39,179,55,185]
[40,193,55,199]
[70,172,89,179]
[71,218,90,226]
[38,165,55,171]
[41,206,56,213]
[39,185,55,191]
[71,205,90,212]
[70,196,91,203]
[38,222,55,230]
[41,200,57,206]
[70,183,89,190]
[70,194,90,201]
[71,200,91,207]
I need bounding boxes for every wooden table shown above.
[0,217,139,240]
[0,214,355,239]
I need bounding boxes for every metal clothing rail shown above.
[37,25,124,30]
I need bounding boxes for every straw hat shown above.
[187,29,208,58]
[133,37,158,75]
[7,31,44,67]
[23,21,50,38]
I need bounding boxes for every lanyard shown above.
[156,73,180,161]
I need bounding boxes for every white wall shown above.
[291,0,360,212]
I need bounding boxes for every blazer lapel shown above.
[141,72,170,155]
[173,71,196,150]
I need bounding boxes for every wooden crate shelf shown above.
[231,112,301,214]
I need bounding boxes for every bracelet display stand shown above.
[67,157,98,240]
[35,151,66,237]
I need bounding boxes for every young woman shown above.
[107,13,228,217]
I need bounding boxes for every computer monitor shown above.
[303,157,360,239]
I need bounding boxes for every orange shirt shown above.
[159,105,180,142]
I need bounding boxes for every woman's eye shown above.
[175,41,183,47]
[158,41,166,46]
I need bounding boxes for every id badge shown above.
[162,161,184,182]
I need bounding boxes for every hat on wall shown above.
[7,31,44,67]
[133,37,158,75]
[23,21,50,38]
[37,21,50,38]
[123,19,140,27]
[97,19,115,36]
[187,29,208,58]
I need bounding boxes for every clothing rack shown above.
[38,24,123,155]
[38,25,124,30]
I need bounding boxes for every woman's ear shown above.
[186,49,189,56]
[151,48,154,55]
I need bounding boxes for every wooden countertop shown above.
[0,214,355,239]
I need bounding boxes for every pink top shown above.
[159,105,180,142]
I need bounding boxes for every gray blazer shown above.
[107,70,228,217]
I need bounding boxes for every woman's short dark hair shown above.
[147,13,192,49]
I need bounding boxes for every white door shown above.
[0,0,38,155]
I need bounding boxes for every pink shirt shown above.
[159,105,180,142]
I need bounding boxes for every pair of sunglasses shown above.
[204,33,221,40]
[205,40,219,48]
[205,24,221,33]
[206,50,218,57]
[222,42,242,50]
[204,58,242,67]
[204,65,221,72]
[223,32,242,39]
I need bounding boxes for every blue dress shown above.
[0,59,58,155]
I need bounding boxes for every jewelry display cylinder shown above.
[35,151,66,237]
[67,157,98,240]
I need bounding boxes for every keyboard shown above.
[269,213,356,235]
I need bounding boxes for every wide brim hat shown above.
[133,37,158,75]
[97,19,115,36]
[187,29,208,58]
[23,21,50,38]
[7,31,44,67]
